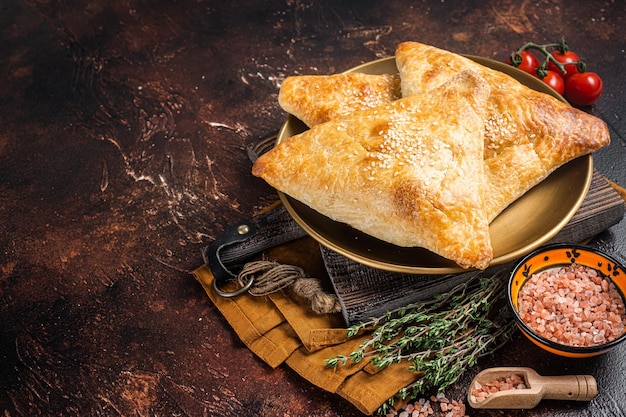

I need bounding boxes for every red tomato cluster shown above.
[505,42,603,107]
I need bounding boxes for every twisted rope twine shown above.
[237,260,341,314]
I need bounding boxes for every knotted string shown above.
[237,260,342,314]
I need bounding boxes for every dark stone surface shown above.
[1,1,625,415]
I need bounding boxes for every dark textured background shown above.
[1,1,625,415]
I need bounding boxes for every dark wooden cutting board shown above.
[324,170,626,326]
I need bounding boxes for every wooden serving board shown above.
[325,170,626,326]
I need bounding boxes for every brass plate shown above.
[276,56,593,274]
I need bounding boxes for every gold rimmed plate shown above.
[276,55,593,274]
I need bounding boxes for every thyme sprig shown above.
[325,272,516,415]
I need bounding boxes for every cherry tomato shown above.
[506,51,539,76]
[565,72,603,106]
[547,50,581,79]
[539,70,565,96]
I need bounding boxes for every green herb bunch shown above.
[325,272,516,415]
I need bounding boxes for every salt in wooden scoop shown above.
[467,367,597,409]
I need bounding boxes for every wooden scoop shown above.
[467,367,597,409]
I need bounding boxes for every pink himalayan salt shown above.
[518,263,626,347]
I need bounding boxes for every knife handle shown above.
[202,204,308,297]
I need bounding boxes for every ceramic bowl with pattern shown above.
[508,244,626,358]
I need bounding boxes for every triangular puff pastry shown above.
[395,41,611,221]
[279,73,401,127]
[254,70,493,269]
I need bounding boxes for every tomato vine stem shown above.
[511,38,586,78]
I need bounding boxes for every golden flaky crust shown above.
[257,41,610,270]
[278,73,402,127]
[254,71,493,269]
[395,41,611,221]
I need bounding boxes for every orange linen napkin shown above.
[194,264,421,415]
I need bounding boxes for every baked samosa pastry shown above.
[395,41,611,221]
[254,70,493,270]
[278,73,401,127]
